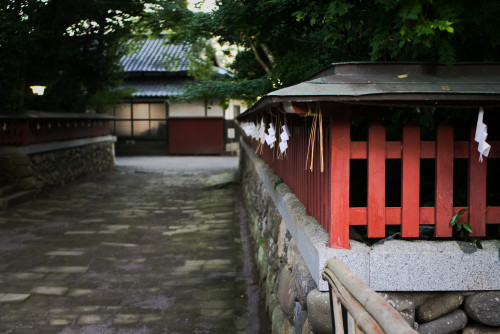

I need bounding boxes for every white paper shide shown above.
[280,125,291,154]
[265,123,276,148]
[475,107,491,162]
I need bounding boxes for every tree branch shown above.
[249,41,271,73]
[260,43,275,64]
[241,33,271,73]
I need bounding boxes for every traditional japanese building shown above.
[107,35,244,155]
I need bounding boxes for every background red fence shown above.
[0,114,112,146]
[243,113,500,249]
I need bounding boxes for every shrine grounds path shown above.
[0,156,265,334]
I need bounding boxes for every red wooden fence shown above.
[0,117,111,147]
[244,112,500,249]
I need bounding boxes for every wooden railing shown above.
[242,112,500,249]
[323,258,417,334]
[0,112,112,146]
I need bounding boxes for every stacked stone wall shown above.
[240,150,316,333]
[239,148,500,334]
[0,141,114,192]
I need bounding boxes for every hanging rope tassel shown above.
[310,112,318,172]
[305,103,318,172]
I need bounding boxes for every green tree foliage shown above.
[0,0,144,112]
[295,0,500,64]
[145,0,500,103]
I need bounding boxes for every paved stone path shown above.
[0,157,260,333]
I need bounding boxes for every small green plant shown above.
[449,209,482,249]
[257,237,267,247]
[274,178,284,189]
[450,209,473,238]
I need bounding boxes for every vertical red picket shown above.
[435,126,454,237]
[314,132,318,224]
[299,123,302,206]
[321,123,328,229]
[469,127,487,236]
[21,122,27,146]
[306,120,311,215]
[326,128,332,233]
[401,125,420,237]
[367,124,386,238]
[301,124,305,204]
[329,111,351,248]
[316,127,321,226]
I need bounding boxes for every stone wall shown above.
[240,150,317,333]
[0,139,115,192]
[239,143,500,334]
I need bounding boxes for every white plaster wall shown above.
[169,100,205,117]
[206,101,224,117]
[225,99,248,120]
[169,99,247,119]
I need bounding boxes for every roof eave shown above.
[238,93,500,119]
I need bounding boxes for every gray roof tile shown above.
[120,81,186,97]
[121,37,190,73]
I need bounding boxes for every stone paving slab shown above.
[31,286,69,296]
[0,157,260,333]
[0,293,30,303]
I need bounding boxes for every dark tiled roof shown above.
[120,81,187,97]
[239,62,500,117]
[121,37,190,73]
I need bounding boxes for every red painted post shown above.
[401,125,420,237]
[300,124,305,211]
[326,130,332,232]
[435,126,454,237]
[321,128,329,229]
[368,124,386,238]
[315,130,321,225]
[329,111,351,249]
[305,122,309,207]
[303,124,308,211]
[313,133,317,221]
[21,122,28,146]
[469,127,487,236]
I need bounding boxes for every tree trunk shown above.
[249,41,271,74]
[261,43,275,64]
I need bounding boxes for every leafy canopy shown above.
[144,0,500,103]
[4,0,498,111]
[0,0,144,112]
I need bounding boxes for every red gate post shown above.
[329,110,351,249]
[368,123,386,238]
[401,125,421,237]
[435,126,454,237]
[469,127,487,236]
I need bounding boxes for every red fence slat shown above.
[329,112,351,248]
[435,126,454,237]
[367,124,386,237]
[402,125,421,237]
[421,141,435,158]
[352,140,500,160]
[487,207,500,222]
[469,127,487,236]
